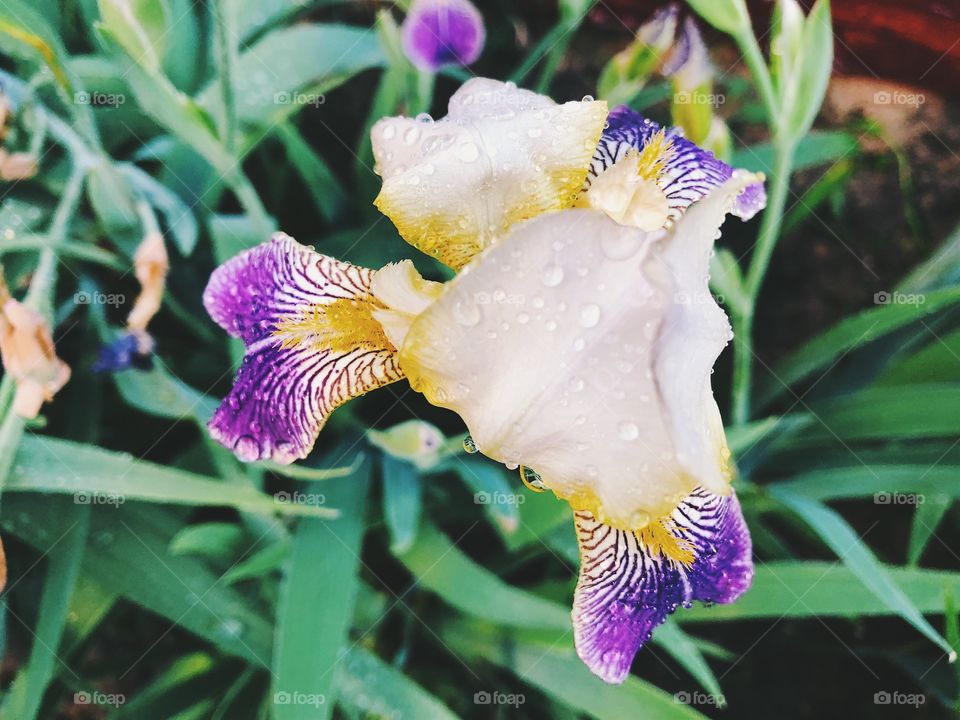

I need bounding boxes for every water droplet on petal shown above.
[541,264,564,287]
[578,303,601,328]
[618,422,639,441]
[463,435,479,454]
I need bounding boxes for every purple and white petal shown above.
[203,234,403,463]
[572,488,753,684]
[402,0,486,72]
[588,106,766,222]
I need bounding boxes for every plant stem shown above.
[730,140,795,424]
[732,26,779,130]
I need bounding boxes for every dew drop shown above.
[453,300,481,326]
[457,142,480,162]
[541,264,564,287]
[578,303,601,328]
[618,422,639,441]
[463,435,479,454]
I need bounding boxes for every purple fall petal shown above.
[203,233,403,463]
[572,489,753,684]
[589,106,767,221]
[402,0,486,72]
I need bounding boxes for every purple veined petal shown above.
[401,0,486,72]
[588,106,767,222]
[203,233,404,463]
[572,488,753,684]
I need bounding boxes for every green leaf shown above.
[2,497,276,666]
[110,653,238,720]
[0,0,75,90]
[274,122,348,224]
[0,505,89,720]
[444,622,710,720]
[772,465,960,502]
[756,287,960,409]
[170,522,246,559]
[336,646,459,720]
[111,364,218,424]
[97,27,227,168]
[791,384,960,444]
[380,455,422,553]
[123,163,200,255]
[441,455,522,536]
[199,24,386,131]
[771,488,955,658]
[781,0,832,139]
[395,522,570,630]
[907,495,953,566]
[272,468,369,720]
[875,327,960,387]
[732,131,859,175]
[222,541,290,584]
[86,161,140,243]
[652,621,725,703]
[6,434,338,518]
[97,0,172,71]
[681,562,960,620]
[685,0,750,35]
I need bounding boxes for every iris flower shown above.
[204,78,764,683]
[401,0,485,72]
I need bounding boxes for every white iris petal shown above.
[398,172,761,529]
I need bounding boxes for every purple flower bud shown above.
[401,0,486,72]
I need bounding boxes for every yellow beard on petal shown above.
[635,519,696,567]
[577,131,675,232]
[272,296,396,354]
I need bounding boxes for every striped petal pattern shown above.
[573,488,753,684]
[587,106,766,223]
[203,234,403,463]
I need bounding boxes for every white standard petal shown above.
[371,78,607,270]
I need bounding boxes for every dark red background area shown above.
[591,0,960,96]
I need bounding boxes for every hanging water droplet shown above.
[520,466,546,492]
[463,435,479,454]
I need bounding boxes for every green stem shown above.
[730,141,795,424]
[213,0,239,154]
[732,25,779,130]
